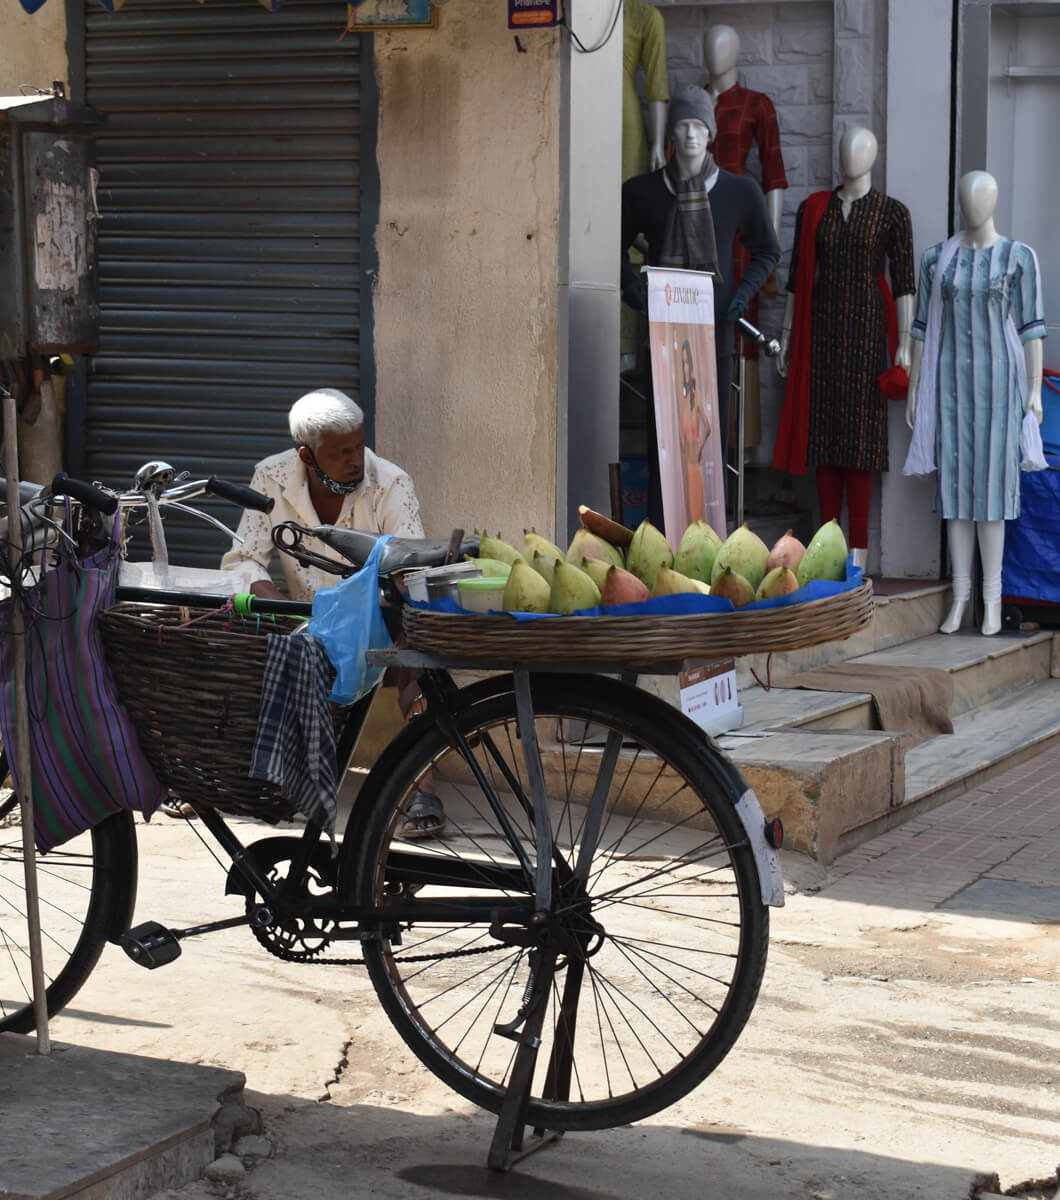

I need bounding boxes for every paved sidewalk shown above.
[823,740,1060,915]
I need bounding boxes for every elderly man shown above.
[221,387,423,601]
[217,387,445,838]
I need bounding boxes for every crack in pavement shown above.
[319,1037,354,1102]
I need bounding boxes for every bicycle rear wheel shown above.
[353,673,768,1131]
[0,763,137,1034]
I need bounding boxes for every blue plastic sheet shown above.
[1002,455,1060,605]
[409,559,865,619]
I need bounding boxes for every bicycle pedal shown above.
[119,921,182,970]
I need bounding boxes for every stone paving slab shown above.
[940,880,1060,923]
[0,1036,243,1200]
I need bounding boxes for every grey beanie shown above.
[667,85,717,138]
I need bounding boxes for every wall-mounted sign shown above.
[343,0,436,33]
[508,0,557,29]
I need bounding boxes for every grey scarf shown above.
[659,157,724,284]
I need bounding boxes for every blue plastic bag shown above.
[307,535,394,704]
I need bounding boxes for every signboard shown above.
[645,267,726,549]
[508,0,557,27]
[679,659,743,736]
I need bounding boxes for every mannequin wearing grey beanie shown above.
[621,84,780,501]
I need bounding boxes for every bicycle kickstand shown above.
[486,947,564,1171]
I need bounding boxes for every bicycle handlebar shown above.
[50,472,119,515]
[205,476,274,514]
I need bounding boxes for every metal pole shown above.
[2,385,50,1053]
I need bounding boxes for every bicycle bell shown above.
[133,461,177,494]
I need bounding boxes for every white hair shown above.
[288,388,364,452]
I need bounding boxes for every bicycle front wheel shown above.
[353,673,768,1131]
[0,773,137,1034]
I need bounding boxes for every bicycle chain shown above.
[263,939,505,967]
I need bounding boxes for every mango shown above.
[578,504,635,548]
[710,524,770,592]
[578,557,612,592]
[673,520,723,583]
[549,560,601,615]
[530,554,557,585]
[465,555,513,579]
[796,519,849,586]
[478,533,524,568]
[502,558,551,613]
[755,566,800,602]
[766,530,806,574]
[567,528,624,570]
[600,566,650,607]
[651,567,711,598]
[523,529,565,564]
[710,566,756,609]
[625,520,674,589]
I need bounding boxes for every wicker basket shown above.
[401,581,875,666]
[99,602,341,822]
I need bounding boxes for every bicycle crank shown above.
[119,909,271,969]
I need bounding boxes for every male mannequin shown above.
[904,170,1046,636]
[774,127,915,571]
[705,24,787,452]
[621,86,780,520]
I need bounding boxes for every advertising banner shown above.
[645,267,725,548]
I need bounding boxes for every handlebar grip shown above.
[50,472,119,515]
[206,477,275,514]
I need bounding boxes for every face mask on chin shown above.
[309,456,361,496]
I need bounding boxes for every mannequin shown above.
[774,127,915,571]
[621,86,781,521]
[704,24,787,452]
[623,0,669,181]
[620,0,670,366]
[904,170,1046,636]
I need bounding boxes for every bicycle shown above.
[0,465,785,1168]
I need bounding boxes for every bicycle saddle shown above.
[274,522,481,576]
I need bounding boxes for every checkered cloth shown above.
[250,631,338,834]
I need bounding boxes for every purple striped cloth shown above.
[0,538,165,853]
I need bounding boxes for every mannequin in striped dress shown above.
[905,171,1046,636]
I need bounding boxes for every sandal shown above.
[400,791,447,840]
[160,799,197,819]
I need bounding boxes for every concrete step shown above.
[731,581,950,692]
[0,1034,245,1200]
[734,627,1057,735]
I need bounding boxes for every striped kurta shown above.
[911,238,1047,521]
[788,189,916,471]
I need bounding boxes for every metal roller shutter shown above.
[78,0,373,564]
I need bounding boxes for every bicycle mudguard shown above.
[735,790,785,907]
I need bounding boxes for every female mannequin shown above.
[774,127,915,570]
[904,170,1046,636]
[623,0,669,181]
[704,24,787,451]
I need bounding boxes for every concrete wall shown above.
[372,4,563,546]
[880,0,953,579]
[1,6,67,95]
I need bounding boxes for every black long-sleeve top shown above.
[621,166,781,326]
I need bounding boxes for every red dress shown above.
[710,84,788,356]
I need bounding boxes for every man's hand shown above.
[725,294,749,323]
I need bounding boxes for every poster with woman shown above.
[645,267,725,547]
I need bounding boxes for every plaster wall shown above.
[372,5,562,545]
[1,6,66,95]
[880,0,952,579]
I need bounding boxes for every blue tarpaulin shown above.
[1002,454,1060,605]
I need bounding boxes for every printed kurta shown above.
[622,0,669,183]
[788,189,915,471]
[911,238,1047,521]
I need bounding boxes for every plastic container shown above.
[455,577,508,613]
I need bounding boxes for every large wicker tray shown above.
[402,581,875,666]
[99,602,341,822]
